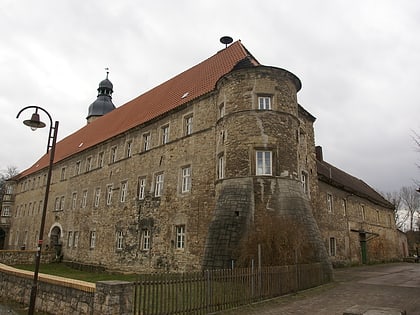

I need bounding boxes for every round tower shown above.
[203,66,332,280]
[86,70,116,124]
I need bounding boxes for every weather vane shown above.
[105,67,110,79]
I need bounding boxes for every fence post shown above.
[94,280,133,315]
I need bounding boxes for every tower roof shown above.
[18,41,260,178]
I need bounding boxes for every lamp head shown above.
[23,112,46,131]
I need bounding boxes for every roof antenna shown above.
[220,36,233,48]
[105,67,109,79]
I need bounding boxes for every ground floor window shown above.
[176,225,185,249]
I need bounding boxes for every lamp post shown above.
[16,106,59,315]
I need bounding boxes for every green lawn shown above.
[13,263,139,283]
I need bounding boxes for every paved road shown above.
[218,263,420,315]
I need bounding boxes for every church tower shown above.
[86,70,115,124]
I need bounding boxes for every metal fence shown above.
[133,263,329,315]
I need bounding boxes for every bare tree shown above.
[383,191,406,230]
[0,166,19,201]
[400,186,420,231]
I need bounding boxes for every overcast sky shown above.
[1,0,419,193]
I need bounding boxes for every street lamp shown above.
[16,106,59,315]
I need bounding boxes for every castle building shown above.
[0,41,401,271]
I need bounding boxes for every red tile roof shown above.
[18,41,259,178]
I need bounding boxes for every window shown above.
[2,206,10,217]
[71,192,77,210]
[60,167,66,181]
[219,103,225,118]
[143,133,151,152]
[185,115,193,136]
[75,161,81,175]
[361,205,365,221]
[329,237,336,256]
[120,181,128,202]
[90,231,96,249]
[73,231,79,248]
[181,166,191,193]
[176,225,185,249]
[161,125,169,144]
[98,152,104,168]
[301,171,308,194]
[106,185,113,205]
[59,196,65,210]
[327,193,333,213]
[5,185,13,194]
[110,146,117,163]
[126,141,132,158]
[218,154,225,179]
[142,229,151,250]
[155,173,164,197]
[258,96,271,110]
[116,231,123,250]
[94,188,101,207]
[82,190,88,208]
[54,197,60,211]
[342,199,347,216]
[138,177,146,200]
[68,231,73,248]
[86,157,92,172]
[256,151,272,175]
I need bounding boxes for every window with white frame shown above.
[110,146,117,163]
[54,197,60,211]
[60,167,66,181]
[106,185,113,205]
[5,185,13,194]
[176,225,185,249]
[94,188,101,207]
[301,171,309,194]
[86,157,92,172]
[329,237,336,256]
[327,193,333,213]
[120,181,128,202]
[342,199,347,216]
[361,204,365,221]
[73,231,79,248]
[161,125,169,144]
[138,177,146,200]
[142,229,151,250]
[219,103,225,118]
[75,161,81,175]
[82,190,88,208]
[116,231,123,250]
[90,231,96,249]
[218,154,225,179]
[256,151,272,175]
[59,196,65,210]
[185,115,193,136]
[258,96,272,110]
[71,192,77,210]
[181,166,191,193]
[2,206,10,217]
[68,231,73,248]
[126,141,132,158]
[98,152,104,168]
[155,173,164,197]
[143,133,151,151]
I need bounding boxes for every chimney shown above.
[315,146,323,161]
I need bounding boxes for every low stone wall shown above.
[0,250,55,265]
[0,264,133,314]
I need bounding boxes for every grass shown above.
[12,262,139,283]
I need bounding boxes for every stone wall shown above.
[0,263,133,315]
[0,250,55,265]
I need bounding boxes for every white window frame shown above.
[94,188,101,207]
[301,171,309,195]
[181,166,191,193]
[110,146,117,163]
[218,154,225,179]
[60,167,66,181]
[86,156,92,172]
[98,152,104,168]
[143,133,151,151]
[258,96,272,110]
[106,185,113,205]
[2,206,10,217]
[116,231,123,250]
[155,173,164,197]
[142,229,151,251]
[176,225,185,249]
[90,231,96,249]
[75,161,81,175]
[126,141,132,158]
[327,193,333,213]
[138,177,146,200]
[68,231,73,248]
[59,196,65,210]
[219,103,225,118]
[71,192,77,210]
[120,181,128,202]
[73,231,79,248]
[185,115,193,136]
[82,190,88,208]
[256,151,272,175]
[161,125,169,144]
